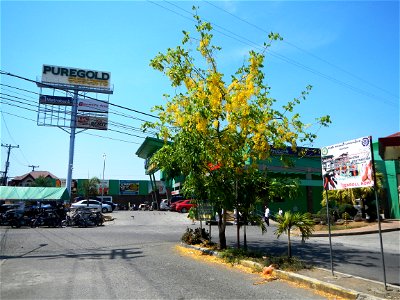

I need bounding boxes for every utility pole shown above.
[29,165,39,172]
[1,143,19,186]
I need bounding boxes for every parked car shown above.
[94,197,117,211]
[175,199,195,213]
[170,200,185,212]
[170,195,184,205]
[71,200,112,213]
[138,203,149,211]
[0,204,21,214]
[102,200,118,211]
[159,199,170,211]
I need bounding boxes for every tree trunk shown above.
[287,229,292,258]
[236,211,240,249]
[218,210,227,249]
[243,223,247,251]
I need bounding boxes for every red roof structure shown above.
[9,171,59,186]
[378,132,400,160]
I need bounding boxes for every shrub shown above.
[316,207,337,224]
[262,255,309,271]
[181,227,210,245]
[338,204,358,218]
[219,248,263,265]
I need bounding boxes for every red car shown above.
[175,200,195,213]
[169,200,184,212]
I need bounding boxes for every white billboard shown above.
[321,136,374,190]
[77,98,109,113]
[41,64,111,90]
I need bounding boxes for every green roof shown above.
[136,137,167,159]
[0,186,69,201]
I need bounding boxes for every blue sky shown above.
[1,1,399,183]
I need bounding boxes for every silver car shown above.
[71,199,112,213]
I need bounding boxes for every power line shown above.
[0,99,153,140]
[0,111,32,166]
[150,1,397,106]
[0,109,145,144]
[0,93,157,137]
[203,0,398,100]
[0,83,155,126]
[0,70,160,119]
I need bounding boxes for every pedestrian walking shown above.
[264,206,270,226]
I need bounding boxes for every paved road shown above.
[0,211,326,299]
[208,219,400,286]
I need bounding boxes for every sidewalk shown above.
[298,219,400,299]
[311,219,400,237]
[185,219,400,299]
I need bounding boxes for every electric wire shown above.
[0,111,32,167]
[150,0,397,106]
[0,81,159,135]
[203,0,398,100]
[0,109,144,145]
[0,70,160,119]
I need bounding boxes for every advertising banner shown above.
[41,64,111,90]
[147,181,166,194]
[321,136,374,190]
[77,98,109,113]
[119,180,139,195]
[39,95,73,106]
[76,115,108,130]
[98,180,109,195]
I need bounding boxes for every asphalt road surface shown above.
[1,211,327,300]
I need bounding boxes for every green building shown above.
[136,134,400,219]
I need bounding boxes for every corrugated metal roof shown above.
[0,186,69,201]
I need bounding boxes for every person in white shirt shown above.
[264,206,270,226]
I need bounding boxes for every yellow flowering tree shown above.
[145,10,331,249]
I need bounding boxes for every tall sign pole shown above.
[369,136,387,290]
[66,89,79,197]
[324,189,334,276]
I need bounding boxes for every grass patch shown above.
[218,247,310,272]
[314,221,372,231]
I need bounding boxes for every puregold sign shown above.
[41,64,111,90]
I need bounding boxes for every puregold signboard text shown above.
[41,64,111,90]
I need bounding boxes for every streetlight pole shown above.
[102,154,106,198]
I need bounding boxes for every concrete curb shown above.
[180,243,386,300]
[311,227,400,237]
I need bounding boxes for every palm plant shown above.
[30,176,53,187]
[82,177,101,204]
[274,211,315,257]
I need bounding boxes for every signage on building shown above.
[41,64,111,90]
[39,95,73,106]
[76,115,108,130]
[119,180,139,195]
[270,146,321,157]
[321,136,374,190]
[77,98,109,113]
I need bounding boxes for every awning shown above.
[378,132,400,161]
[0,186,69,201]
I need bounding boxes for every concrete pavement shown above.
[184,219,400,299]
